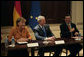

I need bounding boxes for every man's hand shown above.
[70,28,75,32]
[74,32,79,36]
[44,38,51,41]
[45,36,55,41]
[52,36,56,40]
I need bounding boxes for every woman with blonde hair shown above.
[8,17,31,42]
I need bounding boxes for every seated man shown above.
[8,17,31,56]
[33,16,62,56]
[60,15,82,56]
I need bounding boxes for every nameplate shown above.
[27,43,39,48]
[55,40,65,45]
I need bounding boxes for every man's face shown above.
[40,18,46,26]
[65,16,71,24]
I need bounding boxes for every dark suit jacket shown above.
[33,24,54,40]
[60,22,79,38]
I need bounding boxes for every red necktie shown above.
[68,24,70,30]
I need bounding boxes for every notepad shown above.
[9,45,15,47]
[27,43,39,47]
[17,42,28,44]
[55,40,65,44]
[72,37,83,40]
[75,38,81,40]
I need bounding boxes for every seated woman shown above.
[8,17,31,42]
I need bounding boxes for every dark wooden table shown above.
[28,37,83,56]
[1,37,83,56]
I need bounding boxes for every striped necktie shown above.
[42,26,47,37]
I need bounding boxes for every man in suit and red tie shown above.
[60,15,80,38]
[60,15,82,56]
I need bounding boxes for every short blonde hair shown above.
[16,17,26,26]
[37,16,45,22]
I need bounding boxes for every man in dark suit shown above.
[33,16,62,56]
[60,16,79,38]
[60,15,82,56]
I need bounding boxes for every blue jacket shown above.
[33,24,54,40]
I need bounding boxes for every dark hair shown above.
[16,17,26,26]
[65,14,72,18]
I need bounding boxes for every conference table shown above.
[1,37,83,56]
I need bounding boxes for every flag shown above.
[13,1,22,26]
[29,1,41,30]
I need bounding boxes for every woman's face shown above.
[18,21,25,29]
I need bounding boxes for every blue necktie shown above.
[42,26,47,37]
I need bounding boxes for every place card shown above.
[27,43,39,48]
[55,40,65,44]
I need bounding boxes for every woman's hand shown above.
[17,38,28,42]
